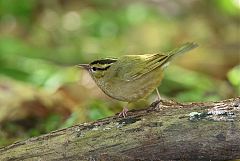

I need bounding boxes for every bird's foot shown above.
[118,107,129,118]
[148,99,163,111]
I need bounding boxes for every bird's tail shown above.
[164,42,198,63]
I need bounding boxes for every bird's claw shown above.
[118,107,128,118]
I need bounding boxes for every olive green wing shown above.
[115,53,168,81]
[113,42,198,81]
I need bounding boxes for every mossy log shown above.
[0,97,240,161]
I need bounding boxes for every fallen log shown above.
[0,97,240,161]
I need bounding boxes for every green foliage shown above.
[228,65,240,95]
[0,0,37,21]
[160,66,221,102]
[43,114,62,132]
[61,112,80,128]
[88,100,114,120]
[214,0,240,16]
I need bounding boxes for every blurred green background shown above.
[0,0,239,147]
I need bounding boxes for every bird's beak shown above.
[76,64,90,70]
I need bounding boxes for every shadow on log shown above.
[0,97,240,161]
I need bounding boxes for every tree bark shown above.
[0,97,240,161]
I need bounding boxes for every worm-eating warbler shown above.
[78,42,198,117]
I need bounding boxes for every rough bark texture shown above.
[0,97,240,161]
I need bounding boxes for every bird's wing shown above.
[110,42,198,81]
[114,53,168,81]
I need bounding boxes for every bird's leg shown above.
[148,89,162,111]
[118,103,129,118]
[156,88,161,101]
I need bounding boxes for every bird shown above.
[77,42,198,117]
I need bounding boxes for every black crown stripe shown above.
[90,59,117,65]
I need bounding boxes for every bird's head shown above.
[77,58,117,79]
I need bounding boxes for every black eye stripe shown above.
[92,66,111,71]
[90,59,117,65]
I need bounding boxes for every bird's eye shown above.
[92,67,97,71]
